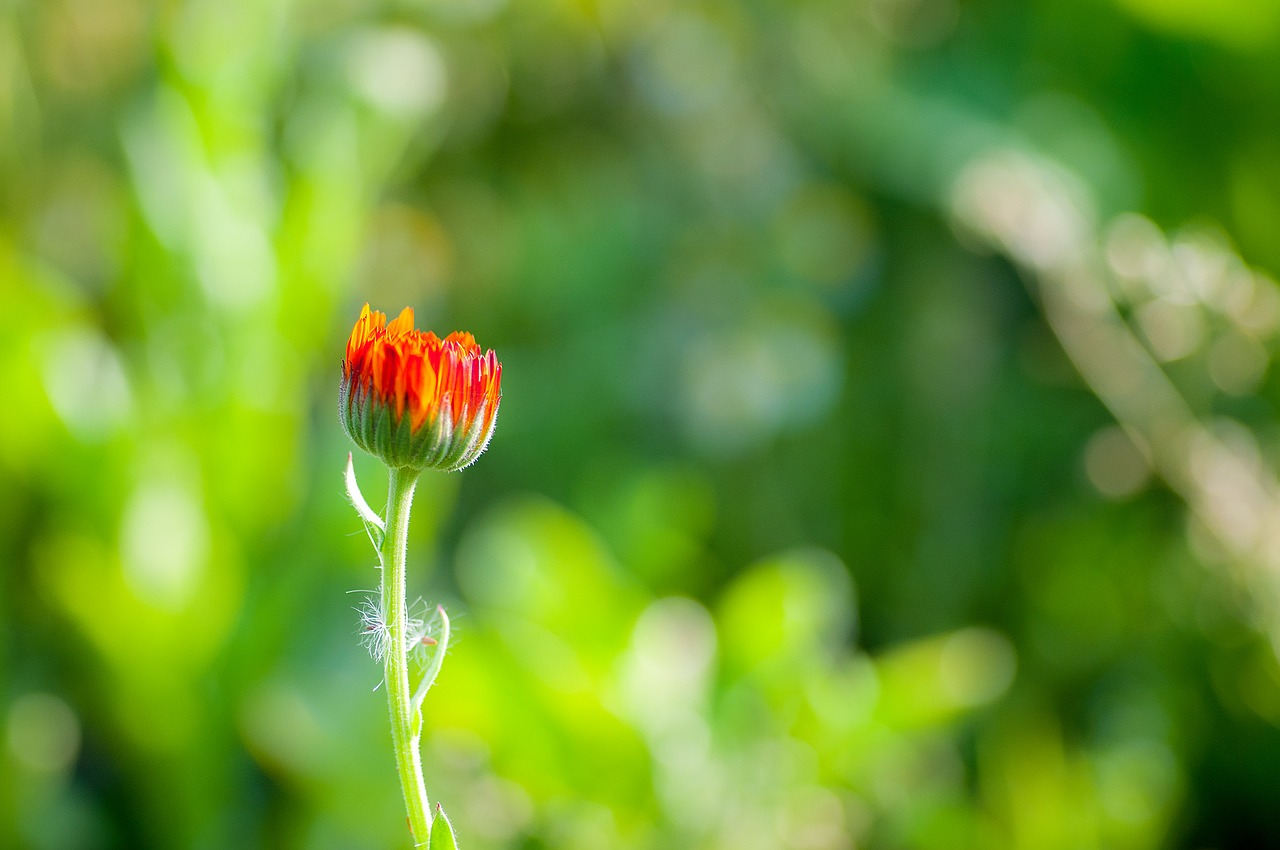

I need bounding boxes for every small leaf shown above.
[428,804,459,850]
[344,452,385,548]
[411,606,451,716]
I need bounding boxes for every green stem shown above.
[380,466,432,846]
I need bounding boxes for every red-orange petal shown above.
[339,304,502,471]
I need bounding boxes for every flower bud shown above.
[340,304,502,472]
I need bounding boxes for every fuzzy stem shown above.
[381,466,432,846]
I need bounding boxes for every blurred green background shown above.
[6,0,1280,847]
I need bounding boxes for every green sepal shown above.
[340,375,498,473]
[390,408,413,465]
[428,804,459,850]
[425,406,454,468]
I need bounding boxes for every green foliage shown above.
[4,0,1280,848]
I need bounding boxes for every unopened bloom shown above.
[340,304,501,471]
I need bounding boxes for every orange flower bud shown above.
[339,304,501,471]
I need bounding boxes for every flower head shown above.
[339,304,501,471]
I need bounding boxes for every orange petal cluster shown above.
[341,304,501,471]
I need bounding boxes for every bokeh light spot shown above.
[7,693,81,776]
[1084,425,1152,500]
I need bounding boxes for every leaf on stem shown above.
[428,804,459,850]
[411,606,451,718]
[344,452,386,548]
